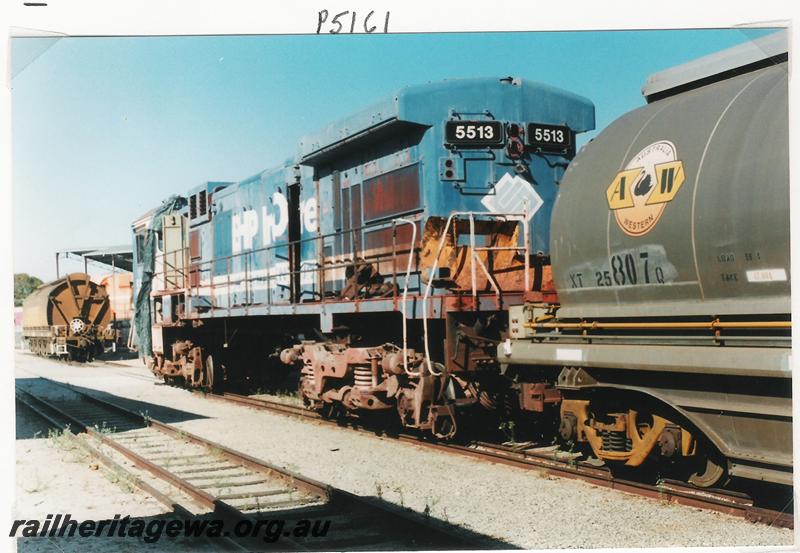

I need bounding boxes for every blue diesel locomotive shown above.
[133,76,594,438]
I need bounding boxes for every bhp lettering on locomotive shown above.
[231,193,318,254]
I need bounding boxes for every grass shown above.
[103,465,138,494]
[498,420,517,443]
[207,445,225,459]
[392,485,405,507]
[47,427,79,455]
[94,421,116,434]
[43,424,140,496]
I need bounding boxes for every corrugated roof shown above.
[58,245,133,272]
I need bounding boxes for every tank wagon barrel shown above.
[500,32,791,487]
[22,272,116,361]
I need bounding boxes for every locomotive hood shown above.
[297,76,594,166]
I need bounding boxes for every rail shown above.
[526,320,792,331]
[17,376,483,550]
[197,389,794,530]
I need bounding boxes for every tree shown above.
[14,273,43,307]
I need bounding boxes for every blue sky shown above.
[12,28,779,281]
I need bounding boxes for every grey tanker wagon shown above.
[501,32,791,487]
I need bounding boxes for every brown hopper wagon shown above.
[22,272,116,362]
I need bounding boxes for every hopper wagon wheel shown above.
[67,347,83,363]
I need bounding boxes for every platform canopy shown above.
[57,244,133,273]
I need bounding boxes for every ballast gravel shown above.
[15,352,795,549]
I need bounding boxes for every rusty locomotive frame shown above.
[132,33,792,490]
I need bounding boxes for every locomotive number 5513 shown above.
[445,121,504,147]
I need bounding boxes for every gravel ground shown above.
[15,352,795,549]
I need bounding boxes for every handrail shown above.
[393,217,419,377]
[151,211,532,364]
[177,246,416,299]
[420,211,529,376]
[194,216,421,270]
[526,320,792,331]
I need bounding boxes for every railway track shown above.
[15,378,489,550]
[208,390,795,530]
[18,356,793,531]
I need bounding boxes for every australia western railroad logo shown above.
[605,140,686,237]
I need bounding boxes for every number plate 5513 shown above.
[445,121,504,147]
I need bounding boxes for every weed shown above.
[98,421,116,434]
[47,427,75,452]
[47,427,90,464]
[392,486,405,507]
[498,420,516,443]
[423,496,440,518]
[104,466,138,494]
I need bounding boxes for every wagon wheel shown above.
[688,453,728,488]
[205,354,224,392]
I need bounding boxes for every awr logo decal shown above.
[606,141,686,236]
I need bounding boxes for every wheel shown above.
[205,354,223,392]
[688,454,728,488]
[432,412,457,440]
